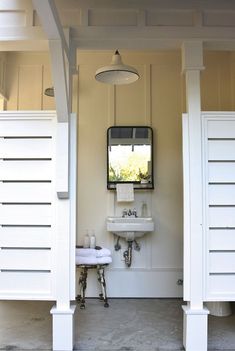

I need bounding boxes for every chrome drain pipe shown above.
[123,241,133,267]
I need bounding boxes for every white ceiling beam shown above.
[73,38,235,52]
[55,0,235,11]
[0,27,46,41]
[72,26,235,43]
[0,41,48,52]
[32,0,69,60]
[0,0,32,10]
[0,27,48,51]
[71,25,235,51]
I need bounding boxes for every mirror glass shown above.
[107,126,154,189]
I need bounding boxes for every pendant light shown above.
[95,50,139,85]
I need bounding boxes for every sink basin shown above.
[107,216,154,240]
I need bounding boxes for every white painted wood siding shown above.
[0,112,56,300]
[202,113,235,300]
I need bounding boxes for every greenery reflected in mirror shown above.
[107,126,154,189]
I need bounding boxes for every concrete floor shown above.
[0,299,235,350]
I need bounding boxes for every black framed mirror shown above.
[107,126,154,189]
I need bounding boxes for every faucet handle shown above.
[132,208,138,217]
[122,208,128,217]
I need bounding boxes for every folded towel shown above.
[76,255,97,265]
[76,248,111,258]
[76,248,97,257]
[116,183,134,202]
[76,255,112,265]
[96,248,111,258]
[97,256,112,264]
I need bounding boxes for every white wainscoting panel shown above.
[209,184,235,205]
[202,112,235,300]
[0,137,52,158]
[0,226,52,248]
[208,162,235,183]
[0,248,51,271]
[208,140,235,160]
[0,118,53,136]
[0,271,52,298]
[207,119,235,138]
[0,182,52,202]
[0,160,52,180]
[208,275,235,300]
[0,111,57,300]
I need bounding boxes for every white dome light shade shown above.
[95,50,139,85]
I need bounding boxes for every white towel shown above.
[116,183,134,202]
[76,248,111,258]
[76,256,112,265]
[97,256,112,264]
[96,248,111,257]
[76,248,97,257]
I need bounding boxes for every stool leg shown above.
[76,269,83,302]
[97,267,104,301]
[97,265,109,308]
[79,267,88,309]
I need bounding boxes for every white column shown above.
[51,305,76,351]
[56,122,69,198]
[181,41,209,351]
[51,114,77,351]
[182,305,209,351]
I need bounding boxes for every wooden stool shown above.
[76,264,109,309]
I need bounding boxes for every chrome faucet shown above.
[122,208,138,217]
[128,209,132,217]
[124,208,138,217]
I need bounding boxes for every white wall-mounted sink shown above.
[107,216,154,240]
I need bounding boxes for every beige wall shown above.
[201,51,235,111]
[5,52,55,111]
[76,51,185,296]
[2,50,235,296]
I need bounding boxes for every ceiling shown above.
[1,0,235,52]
